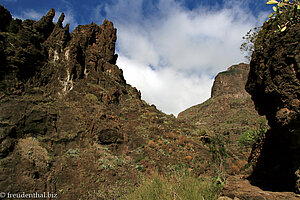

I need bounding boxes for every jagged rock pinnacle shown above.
[57,13,65,28]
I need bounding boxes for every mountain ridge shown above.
[178,63,265,137]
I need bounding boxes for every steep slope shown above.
[178,63,266,175]
[0,5,212,199]
[245,8,300,193]
[178,63,265,142]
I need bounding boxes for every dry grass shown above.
[17,137,51,170]
[123,172,221,200]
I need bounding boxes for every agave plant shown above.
[266,0,300,32]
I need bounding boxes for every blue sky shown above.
[1,0,272,115]
[1,0,270,22]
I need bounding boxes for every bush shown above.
[85,93,99,103]
[209,135,227,177]
[241,0,300,62]
[238,119,268,148]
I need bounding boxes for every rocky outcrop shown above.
[211,63,250,98]
[0,4,135,158]
[0,5,212,199]
[219,175,300,200]
[245,11,300,192]
[0,5,121,97]
[0,4,12,32]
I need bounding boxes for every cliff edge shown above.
[245,8,300,192]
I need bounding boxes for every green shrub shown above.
[85,93,99,103]
[66,148,80,157]
[241,0,300,61]
[238,120,268,148]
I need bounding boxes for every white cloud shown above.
[17,9,44,20]
[96,0,269,115]
[117,55,213,115]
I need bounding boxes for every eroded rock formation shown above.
[211,63,250,98]
[245,13,300,192]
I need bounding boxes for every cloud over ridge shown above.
[91,0,269,115]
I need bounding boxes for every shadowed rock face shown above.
[245,14,300,192]
[0,4,12,32]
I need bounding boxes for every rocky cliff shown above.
[245,9,300,193]
[0,5,213,199]
[178,63,264,138]
[178,63,266,175]
[211,63,250,98]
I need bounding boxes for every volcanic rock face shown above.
[245,15,300,192]
[0,6,120,96]
[0,5,212,199]
[211,63,250,98]
[0,5,132,158]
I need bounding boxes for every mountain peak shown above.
[211,63,250,98]
[0,6,122,98]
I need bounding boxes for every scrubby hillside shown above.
[178,63,267,175]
